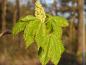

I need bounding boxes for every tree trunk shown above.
[13,0,20,25]
[32,0,36,4]
[1,0,7,32]
[68,17,75,53]
[16,0,20,20]
[15,0,23,48]
[13,5,17,26]
[77,0,85,64]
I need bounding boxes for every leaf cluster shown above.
[13,1,68,64]
[12,14,68,65]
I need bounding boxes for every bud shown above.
[35,1,46,23]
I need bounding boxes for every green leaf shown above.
[12,13,67,65]
[46,18,62,39]
[46,18,53,34]
[12,22,27,36]
[35,15,66,65]
[38,33,64,65]
[12,15,40,36]
[12,2,68,65]
[52,16,69,27]
[46,15,68,27]
[20,15,40,22]
[24,20,40,48]
[35,23,47,49]
[38,46,49,65]
[38,35,49,65]
[48,34,64,65]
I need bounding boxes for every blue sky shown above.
[43,0,54,4]
[8,0,54,5]
[8,0,28,5]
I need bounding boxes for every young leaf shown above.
[38,35,49,65]
[48,34,64,65]
[38,33,64,65]
[12,1,68,65]
[52,16,69,27]
[35,23,47,49]
[24,20,40,48]
[46,15,68,27]
[12,15,40,36]
[12,22,27,36]
[46,18,63,39]
[20,15,40,22]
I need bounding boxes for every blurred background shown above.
[0,0,86,65]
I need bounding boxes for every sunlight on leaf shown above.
[12,1,68,65]
[24,20,40,48]
[12,22,27,36]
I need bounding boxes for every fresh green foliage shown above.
[12,15,39,36]
[12,1,68,65]
[24,19,40,48]
[12,21,27,36]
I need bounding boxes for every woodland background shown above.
[0,0,86,65]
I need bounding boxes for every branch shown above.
[0,29,11,37]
